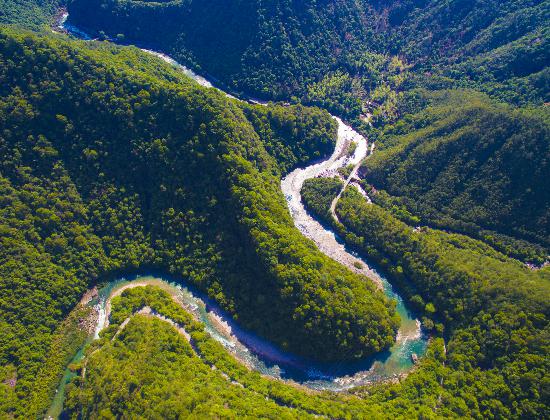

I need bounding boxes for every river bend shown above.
[47,14,429,418]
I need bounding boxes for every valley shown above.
[42,20,427,409]
[0,1,548,418]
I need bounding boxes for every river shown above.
[47,13,428,418]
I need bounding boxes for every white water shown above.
[93,302,106,339]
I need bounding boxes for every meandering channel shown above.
[47,13,428,418]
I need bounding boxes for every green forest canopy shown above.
[361,90,550,262]
[0,28,397,417]
[301,177,550,419]
[67,0,549,129]
[61,285,443,419]
[0,0,548,418]
[0,0,61,29]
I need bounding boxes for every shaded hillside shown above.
[380,0,550,104]
[301,179,550,420]
[67,0,549,122]
[67,0,370,99]
[0,0,62,28]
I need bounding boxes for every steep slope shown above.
[63,289,321,419]
[67,0,549,116]
[380,0,550,104]
[0,0,62,28]
[0,28,398,417]
[301,179,550,419]
[361,90,550,261]
[67,0,370,99]
[61,286,384,419]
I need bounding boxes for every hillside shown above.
[66,0,549,126]
[67,0,369,99]
[0,0,549,418]
[0,28,398,417]
[374,0,550,111]
[0,0,61,28]
[301,178,550,419]
[361,90,550,261]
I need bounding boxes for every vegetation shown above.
[0,0,548,417]
[302,179,550,419]
[63,286,362,418]
[67,0,549,130]
[361,90,550,262]
[301,177,343,221]
[67,0,370,99]
[0,29,397,416]
[61,285,447,418]
[383,0,550,105]
[0,0,62,29]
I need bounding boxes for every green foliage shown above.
[0,28,397,416]
[67,314,319,418]
[64,286,342,418]
[67,0,549,127]
[28,305,92,416]
[384,0,550,104]
[301,179,550,419]
[62,286,446,418]
[0,0,62,29]
[242,103,336,174]
[301,177,343,220]
[67,0,370,99]
[362,90,550,262]
[0,0,548,416]
[366,189,421,226]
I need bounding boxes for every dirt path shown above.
[330,142,375,221]
[281,118,382,288]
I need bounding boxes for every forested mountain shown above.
[380,1,549,69]
[0,0,549,418]
[67,0,370,98]
[0,0,61,28]
[361,90,550,261]
[381,0,550,105]
[301,179,550,419]
[0,29,398,416]
[67,0,549,127]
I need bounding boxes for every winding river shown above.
[47,14,428,418]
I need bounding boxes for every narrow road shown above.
[281,119,382,287]
[330,143,375,222]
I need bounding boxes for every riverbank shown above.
[281,117,383,287]
[44,12,428,415]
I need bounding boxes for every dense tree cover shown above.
[0,28,398,416]
[58,286,430,418]
[378,0,550,103]
[76,316,326,418]
[0,0,62,29]
[1,1,548,417]
[64,286,369,418]
[68,278,550,418]
[302,179,550,418]
[3,0,547,125]
[241,104,337,175]
[301,176,343,221]
[64,287,320,418]
[360,90,550,262]
[64,0,411,129]
[57,286,458,418]
[67,0,370,99]
[67,0,549,129]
